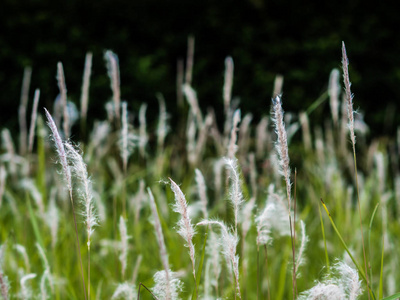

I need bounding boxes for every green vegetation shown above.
[0,42,399,300]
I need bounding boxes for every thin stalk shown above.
[137,282,159,300]
[378,234,384,299]
[264,245,271,300]
[288,214,296,300]
[318,202,330,273]
[88,249,91,300]
[257,247,260,300]
[368,202,380,292]
[293,168,297,297]
[69,190,88,300]
[353,151,371,300]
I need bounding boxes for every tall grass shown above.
[0,42,400,300]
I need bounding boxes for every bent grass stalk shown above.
[342,41,370,300]
[44,108,87,300]
[320,199,375,300]
[271,95,296,299]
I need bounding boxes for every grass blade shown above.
[191,228,208,300]
[320,199,376,300]
[381,292,400,300]
[368,202,380,293]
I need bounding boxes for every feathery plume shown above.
[139,103,148,158]
[18,66,32,156]
[185,35,195,86]
[44,107,87,299]
[20,273,37,299]
[64,143,98,248]
[80,52,93,123]
[111,282,136,300]
[298,283,345,300]
[225,158,244,235]
[28,89,40,154]
[255,188,291,246]
[156,93,169,151]
[298,261,362,300]
[44,108,72,192]
[341,42,356,148]
[56,62,70,139]
[152,269,183,300]
[271,95,291,207]
[104,50,121,122]
[223,56,234,115]
[169,178,196,280]
[148,187,171,300]
[227,109,241,159]
[118,216,130,278]
[342,42,369,297]
[119,102,138,173]
[197,220,241,299]
[328,68,341,126]
[195,168,208,219]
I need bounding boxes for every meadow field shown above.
[0,42,399,299]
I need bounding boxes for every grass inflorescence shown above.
[0,41,400,300]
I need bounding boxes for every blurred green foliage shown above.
[0,0,399,136]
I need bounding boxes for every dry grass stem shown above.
[56,62,70,139]
[18,66,32,156]
[169,178,196,281]
[223,56,234,115]
[28,89,40,154]
[185,36,195,85]
[80,52,93,124]
[104,50,121,122]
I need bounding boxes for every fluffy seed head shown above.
[44,108,72,193]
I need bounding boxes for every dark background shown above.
[1,0,399,138]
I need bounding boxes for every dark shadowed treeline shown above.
[0,0,399,136]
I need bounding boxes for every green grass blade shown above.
[381,292,400,300]
[27,193,44,248]
[306,91,328,115]
[36,116,47,202]
[191,228,208,300]
[368,202,380,293]
[379,234,384,299]
[318,202,330,274]
[320,199,376,300]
